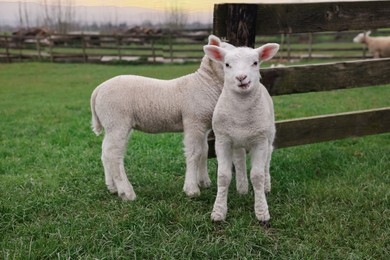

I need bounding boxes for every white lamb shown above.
[353,31,390,58]
[203,42,279,224]
[90,35,245,201]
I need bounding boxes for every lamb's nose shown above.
[236,75,247,82]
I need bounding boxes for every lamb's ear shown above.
[203,45,226,63]
[256,43,280,61]
[365,30,372,36]
[208,35,221,46]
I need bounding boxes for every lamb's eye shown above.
[225,63,230,68]
[253,61,258,66]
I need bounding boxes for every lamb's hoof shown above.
[211,211,226,222]
[199,179,212,188]
[260,220,271,228]
[183,184,201,197]
[107,185,118,194]
[119,191,136,201]
[237,186,248,195]
[185,190,201,198]
[255,211,270,224]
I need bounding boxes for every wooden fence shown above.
[0,31,211,63]
[1,28,389,63]
[208,0,390,155]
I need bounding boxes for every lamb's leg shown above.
[233,148,248,194]
[250,142,270,224]
[101,129,136,201]
[198,130,212,188]
[211,140,232,221]
[264,144,273,194]
[182,128,208,197]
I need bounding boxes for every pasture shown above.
[0,62,389,258]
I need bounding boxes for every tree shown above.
[164,1,188,30]
[41,0,75,33]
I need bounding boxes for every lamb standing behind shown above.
[204,43,279,223]
[353,31,390,58]
[90,35,244,201]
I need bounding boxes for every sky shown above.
[0,0,368,28]
[0,0,265,12]
[0,0,368,11]
[0,0,278,27]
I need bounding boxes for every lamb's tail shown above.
[90,87,103,135]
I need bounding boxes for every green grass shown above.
[0,62,389,259]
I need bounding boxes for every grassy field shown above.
[0,62,389,259]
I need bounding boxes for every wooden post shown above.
[117,35,122,61]
[308,33,313,60]
[18,36,23,61]
[286,33,291,61]
[82,34,87,63]
[49,36,54,62]
[279,34,285,60]
[362,45,367,59]
[36,35,42,61]
[151,37,156,64]
[169,31,173,62]
[4,35,11,63]
[225,4,257,47]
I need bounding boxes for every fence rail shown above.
[1,28,390,63]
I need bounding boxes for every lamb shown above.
[90,35,245,201]
[353,31,390,58]
[203,42,279,223]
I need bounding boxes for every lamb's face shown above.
[201,35,237,80]
[353,33,365,43]
[223,48,261,92]
[353,31,371,43]
[203,43,279,93]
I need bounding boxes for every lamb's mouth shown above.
[238,81,251,89]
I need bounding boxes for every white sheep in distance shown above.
[353,31,390,58]
[203,42,279,224]
[90,35,247,201]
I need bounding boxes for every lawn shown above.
[0,62,389,259]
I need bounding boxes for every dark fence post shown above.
[36,35,42,61]
[49,36,54,62]
[308,33,313,60]
[226,4,257,47]
[169,31,173,62]
[116,35,122,61]
[151,37,156,63]
[4,35,11,63]
[286,34,291,61]
[82,34,87,63]
[18,37,23,61]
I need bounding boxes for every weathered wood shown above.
[226,4,257,47]
[261,58,390,96]
[213,4,228,39]
[274,107,390,148]
[4,36,11,63]
[116,35,122,61]
[214,1,390,36]
[208,108,390,157]
[82,35,88,63]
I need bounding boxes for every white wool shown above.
[90,35,237,200]
[204,43,279,223]
[353,31,390,58]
